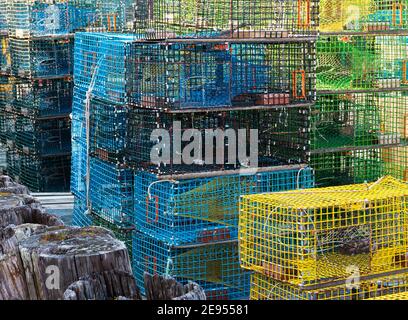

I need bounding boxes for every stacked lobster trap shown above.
[240,176,408,300]
[0,0,135,191]
[311,0,408,187]
[71,0,319,300]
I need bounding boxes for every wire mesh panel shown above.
[128,41,316,109]
[12,78,72,117]
[15,153,71,192]
[8,0,71,37]
[5,149,21,180]
[127,106,310,175]
[70,0,135,33]
[133,0,319,40]
[0,76,13,113]
[310,146,408,187]
[88,156,134,226]
[0,110,17,145]
[133,233,251,300]
[0,34,11,73]
[10,36,73,78]
[317,35,408,91]
[250,272,408,300]
[14,115,71,156]
[134,166,314,246]
[312,91,408,151]
[0,0,8,33]
[72,196,134,257]
[73,33,316,109]
[239,176,408,287]
[320,0,408,33]
[366,292,408,300]
[382,146,408,181]
[71,137,87,200]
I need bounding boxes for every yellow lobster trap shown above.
[250,272,408,300]
[239,176,408,287]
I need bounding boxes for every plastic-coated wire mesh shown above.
[6,151,71,192]
[312,91,408,151]
[71,137,87,200]
[0,110,17,145]
[0,0,9,33]
[239,176,408,287]
[0,34,11,73]
[8,0,71,37]
[13,115,71,156]
[10,36,73,78]
[133,0,319,40]
[317,35,408,91]
[72,196,134,258]
[366,291,408,300]
[6,0,135,37]
[134,166,315,246]
[320,0,408,33]
[88,156,134,226]
[310,146,408,187]
[12,78,73,118]
[133,232,251,300]
[70,0,135,33]
[250,272,408,300]
[127,106,310,175]
[0,76,13,113]
[74,33,316,109]
[5,148,21,180]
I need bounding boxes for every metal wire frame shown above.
[7,0,71,38]
[239,176,408,287]
[134,166,315,246]
[73,32,317,110]
[0,109,17,145]
[72,196,134,258]
[71,137,87,201]
[310,145,408,187]
[6,151,71,192]
[319,0,408,34]
[251,272,408,300]
[0,34,11,73]
[311,91,408,152]
[0,0,9,33]
[317,35,408,92]
[9,36,73,78]
[133,232,252,300]
[132,0,319,40]
[70,0,136,33]
[13,114,71,156]
[126,106,310,176]
[11,77,73,118]
[88,156,134,226]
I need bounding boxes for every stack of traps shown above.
[240,176,408,300]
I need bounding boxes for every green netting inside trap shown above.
[317,35,408,91]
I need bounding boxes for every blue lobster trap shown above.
[0,76,13,113]
[133,0,319,40]
[0,0,8,33]
[14,115,71,156]
[0,34,10,73]
[74,33,316,110]
[12,78,72,117]
[8,0,71,37]
[133,232,251,300]
[71,137,87,200]
[10,36,73,78]
[69,0,135,33]
[72,195,134,257]
[0,110,17,145]
[88,156,134,225]
[134,166,315,246]
[6,149,22,181]
[74,32,135,104]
